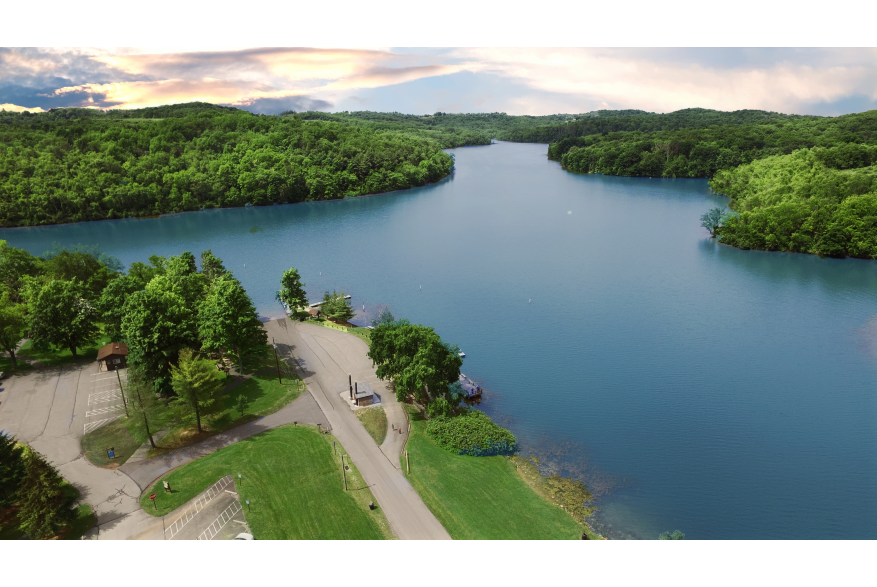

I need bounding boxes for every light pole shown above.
[272,338,282,384]
[116,368,128,417]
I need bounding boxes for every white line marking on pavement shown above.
[86,405,125,417]
[198,500,243,540]
[89,391,122,404]
[165,476,234,540]
[83,416,121,433]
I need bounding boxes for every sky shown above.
[2,47,876,117]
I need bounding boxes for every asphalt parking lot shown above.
[163,475,251,540]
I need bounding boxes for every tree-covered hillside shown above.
[556,110,877,179]
[506,108,803,145]
[296,110,646,148]
[710,144,877,258]
[0,104,453,227]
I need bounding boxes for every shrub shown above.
[426,410,518,457]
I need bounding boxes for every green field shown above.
[141,425,393,539]
[402,406,587,540]
[81,418,142,467]
[355,406,388,445]
[82,369,304,465]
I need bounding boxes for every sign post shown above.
[106,447,115,459]
[149,494,157,510]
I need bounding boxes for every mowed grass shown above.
[17,336,111,368]
[141,425,393,539]
[147,372,304,457]
[402,406,585,540]
[81,418,141,467]
[355,406,388,445]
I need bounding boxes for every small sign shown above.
[149,494,156,500]
[106,448,115,458]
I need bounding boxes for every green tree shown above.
[200,250,228,282]
[121,287,197,380]
[41,245,119,299]
[371,308,395,327]
[277,267,307,311]
[368,322,462,404]
[700,207,727,237]
[321,290,355,323]
[170,349,224,433]
[17,447,77,539]
[0,433,26,508]
[0,287,28,369]
[235,393,251,418]
[199,275,267,374]
[0,240,42,302]
[123,362,166,449]
[95,274,142,342]
[658,530,686,540]
[26,279,98,358]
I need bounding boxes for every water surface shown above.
[4,142,875,539]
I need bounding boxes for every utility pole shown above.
[272,338,282,384]
[116,368,128,417]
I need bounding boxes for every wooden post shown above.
[354,381,358,406]
[349,374,353,399]
[342,454,348,490]
[116,368,128,417]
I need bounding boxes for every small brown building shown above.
[97,342,129,371]
[308,307,322,318]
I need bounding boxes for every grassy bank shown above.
[81,369,304,466]
[141,425,393,539]
[402,405,595,540]
[356,406,388,445]
[81,418,141,467]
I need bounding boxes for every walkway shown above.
[265,318,451,540]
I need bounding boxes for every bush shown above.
[426,410,517,457]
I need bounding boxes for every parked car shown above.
[234,533,254,540]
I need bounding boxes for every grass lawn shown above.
[308,317,372,346]
[402,405,588,540]
[17,336,112,368]
[0,356,33,373]
[141,425,394,539]
[355,406,387,445]
[81,418,142,467]
[147,371,304,458]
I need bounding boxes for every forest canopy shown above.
[0,103,453,227]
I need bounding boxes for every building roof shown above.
[97,342,129,361]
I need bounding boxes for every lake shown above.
[3,141,875,539]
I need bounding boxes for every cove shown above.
[3,141,875,539]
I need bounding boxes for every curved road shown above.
[0,319,449,540]
[267,319,450,540]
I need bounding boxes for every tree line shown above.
[0,103,454,227]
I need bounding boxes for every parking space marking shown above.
[86,405,125,418]
[198,500,243,540]
[165,476,234,540]
[89,390,122,404]
[84,416,121,433]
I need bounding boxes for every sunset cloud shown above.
[1,47,875,116]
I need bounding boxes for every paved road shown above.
[0,363,143,533]
[266,319,451,540]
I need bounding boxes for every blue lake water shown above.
[3,141,876,539]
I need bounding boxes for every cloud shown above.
[0,103,46,113]
[234,95,333,114]
[451,48,877,114]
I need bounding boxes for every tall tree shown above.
[0,287,28,370]
[170,349,224,433]
[121,287,197,380]
[95,274,142,342]
[0,433,25,508]
[200,250,228,282]
[321,290,355,323]
[368,322,462,404]
[277,267,307,311]
[199,275,267,374]
[123,363,166,449]
[0,240,42,303]
[26,279,98,358]
[17,447,77,539]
